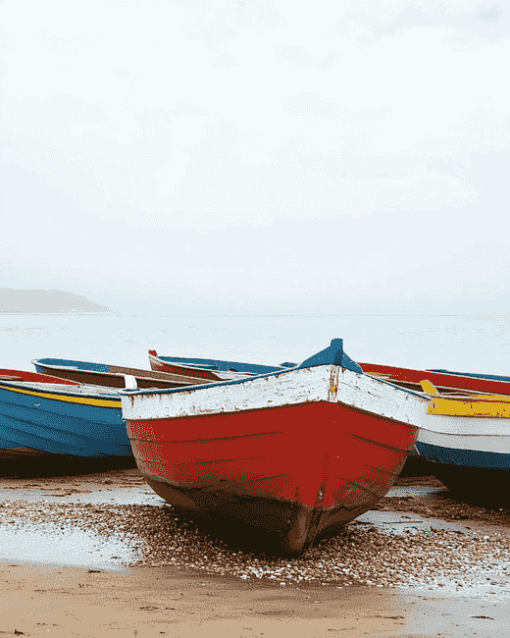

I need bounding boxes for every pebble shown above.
[1,495,509,592]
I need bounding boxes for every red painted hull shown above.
[0,369,79,385]
[127,401,417,553]
[359,362,510,396]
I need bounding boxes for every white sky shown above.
[1,0,509,314]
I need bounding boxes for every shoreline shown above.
[3,561,508,638]
[1,469,509,637]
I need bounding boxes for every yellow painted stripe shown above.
[0,384,121,409]
[428,396,510,418]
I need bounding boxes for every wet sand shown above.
[1,469,509,637]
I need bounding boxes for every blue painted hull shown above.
[416,435,510,502]
[0,383,131,459]
[416,440,510,471]
[0,434,18,450]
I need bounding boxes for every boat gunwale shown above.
[149,352,286,375]
[120,363,428,400]
[361,361,510,394]
[0,380,122,403]
[33,358,210,386]
[124,395,423,430]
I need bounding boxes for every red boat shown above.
[358,362,510,396]
[149,344,510,396]
[147,349,288,381]
[122,340,429,554]
[0,368,79,385]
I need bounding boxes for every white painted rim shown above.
[121,364,428,427]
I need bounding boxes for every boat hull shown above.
[147,351,285,381]
[123,364,427,553]
[360,362,510,396]
[414,396,510,502]
[0,381,131,459]
[416,426,510,501]
[148,356,227,381]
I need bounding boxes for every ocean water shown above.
[1,312,510,376]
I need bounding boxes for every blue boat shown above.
[0,378,131,460]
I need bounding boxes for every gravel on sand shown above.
[1,473,509,594]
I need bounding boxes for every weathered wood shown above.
[121,347,429,554]
[33,358,211,389]
[122,364,428,424]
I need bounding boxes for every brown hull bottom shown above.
[0,447,136,478]
[145,476,386,555]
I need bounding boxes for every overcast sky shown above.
[1,0,509,315]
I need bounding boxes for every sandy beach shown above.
[1,468,509,638]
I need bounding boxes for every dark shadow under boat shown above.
[0,446,136,478]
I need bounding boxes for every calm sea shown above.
[1,313,510,377]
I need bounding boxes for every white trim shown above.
[418,428,510,455]
[330,367,428,426]
[421,412,510,436]
[121,364,428,426]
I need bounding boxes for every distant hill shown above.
[0,289,111,313]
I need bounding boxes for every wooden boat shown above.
[0,378,131,460]
[122,339,429,554]
[33,357,212,389]
[148,350,510,396]
[359,361,510,396]
[356,362,510,480]
[412,381,510,502]
[148,349,293,381]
